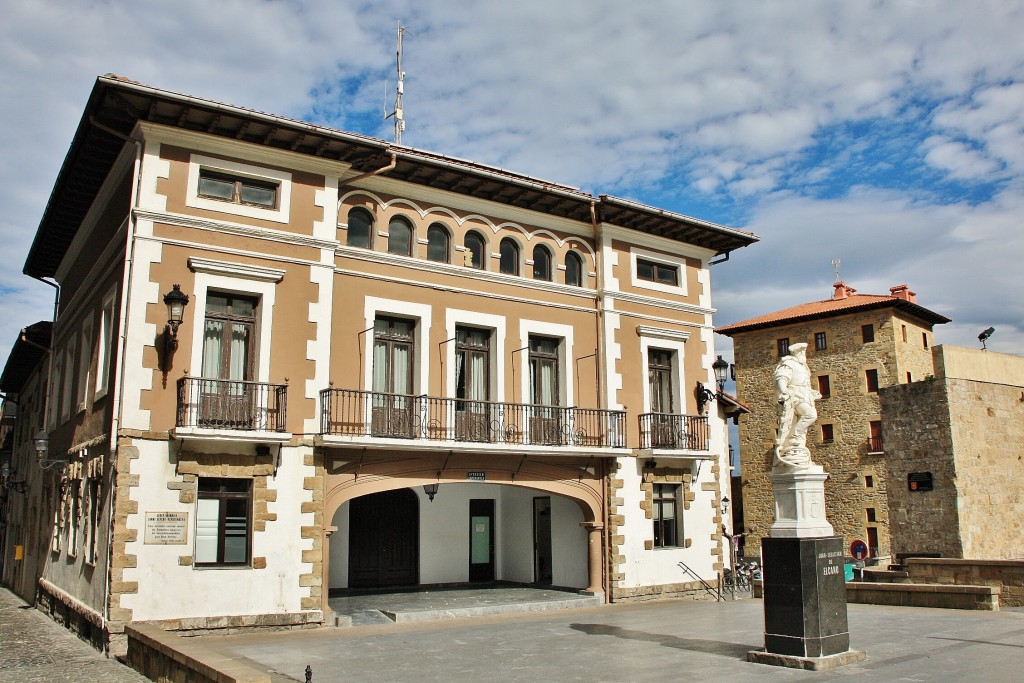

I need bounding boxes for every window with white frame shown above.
[186,154,291,223]
[652,483,682,548]
[77,318,94,411]
[630,247,688,295]
[94,287,116,400]
[60,338,76,422]
[195,477,252,566]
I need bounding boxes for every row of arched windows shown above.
[345,208,586,287]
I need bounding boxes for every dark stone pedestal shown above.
[747,536,866,670]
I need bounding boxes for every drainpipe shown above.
[591,200,612,601]
[337,153,397,191]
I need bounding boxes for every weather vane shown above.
[831,258,841,283]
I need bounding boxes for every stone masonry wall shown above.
[732,309,936,557]
[877,380,962,557]
[882,367,1024,560]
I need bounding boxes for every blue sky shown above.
[1,0,1022,373]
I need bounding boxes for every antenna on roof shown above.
[831,258,841,283]
[384,22,408,144]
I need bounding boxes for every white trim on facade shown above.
[629,246,690,297]
[185,154,293,224]
[517,319,576,407]
[362,297,433,396]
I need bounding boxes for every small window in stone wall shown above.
[815,331,827,351]
[818,375,831,398]
[906,372,912,383]
[865,368,879,393]
[862,324,875,343]
[865,474,874,488]
[866,508,877,522]
[777,338,790,357]
[821,424,834,443]
[922,332,929,349]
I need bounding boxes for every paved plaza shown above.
[3,584,1024,682]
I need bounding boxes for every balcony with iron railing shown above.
[637,412,710,451]
[319,388,627,451]
[174,376,290,441]
[867,435,884,454]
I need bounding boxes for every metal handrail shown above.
[320,388,626,448]
[676,560,722,601]
[176,376,288,432]
[638,413,709,450]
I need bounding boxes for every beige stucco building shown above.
[717,281,950,558]
[0,75,758,653]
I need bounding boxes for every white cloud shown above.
[1,0,1023,366]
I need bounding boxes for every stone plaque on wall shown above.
[144,511,189,545]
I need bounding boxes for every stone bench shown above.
[125,622,271,683]
[844,582,1000,611]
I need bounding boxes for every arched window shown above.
[499,238,520,275]
[565,252,584,287]
[464,231,486,269]
[388,216,413,256]
[427,223,450,263]
[346,208,373,249]
[533,245,552,281]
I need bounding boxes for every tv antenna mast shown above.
[831,258,841,282]
[384,22,408,144]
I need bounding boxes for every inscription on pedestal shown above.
[761,536,850,658]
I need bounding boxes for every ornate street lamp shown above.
[423,483,439,502]
[713,355,731,392]
[161,285,189,371]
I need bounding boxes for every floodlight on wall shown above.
[978,326,995,350]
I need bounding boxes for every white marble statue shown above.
[773,342,821,469]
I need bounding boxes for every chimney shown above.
[889,284,917,303]
[832,281,856,300]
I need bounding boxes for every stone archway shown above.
[320,450,606,610]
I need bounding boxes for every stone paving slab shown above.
[0,588,148,683]
[211,598,1024,682]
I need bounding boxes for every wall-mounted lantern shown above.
[423,483,439,502]
[713,355,731,392]
[161,285,189,371]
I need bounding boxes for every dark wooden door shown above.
[348,489,419,588]
[533,497,553,585]
[469,499,495,582]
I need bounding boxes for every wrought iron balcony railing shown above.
[867,435,884,453]
[638,413,710,451]
[176,376,288,432]
[320,388,626,449]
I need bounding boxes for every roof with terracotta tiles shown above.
[716,283,951,336]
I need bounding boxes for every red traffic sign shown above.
[850,540,869,560]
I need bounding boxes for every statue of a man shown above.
[773,342,821,469]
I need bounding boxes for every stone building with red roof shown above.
[717,281,950,559]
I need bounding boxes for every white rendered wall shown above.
[120,441,315,620]
[614,457,720,588]
[328,483,587,589]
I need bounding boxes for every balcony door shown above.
[529,336,561,444]
[372,317,415,437]
[648,349,677,447]
[455,327,490,441]
[200,293,256,428]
